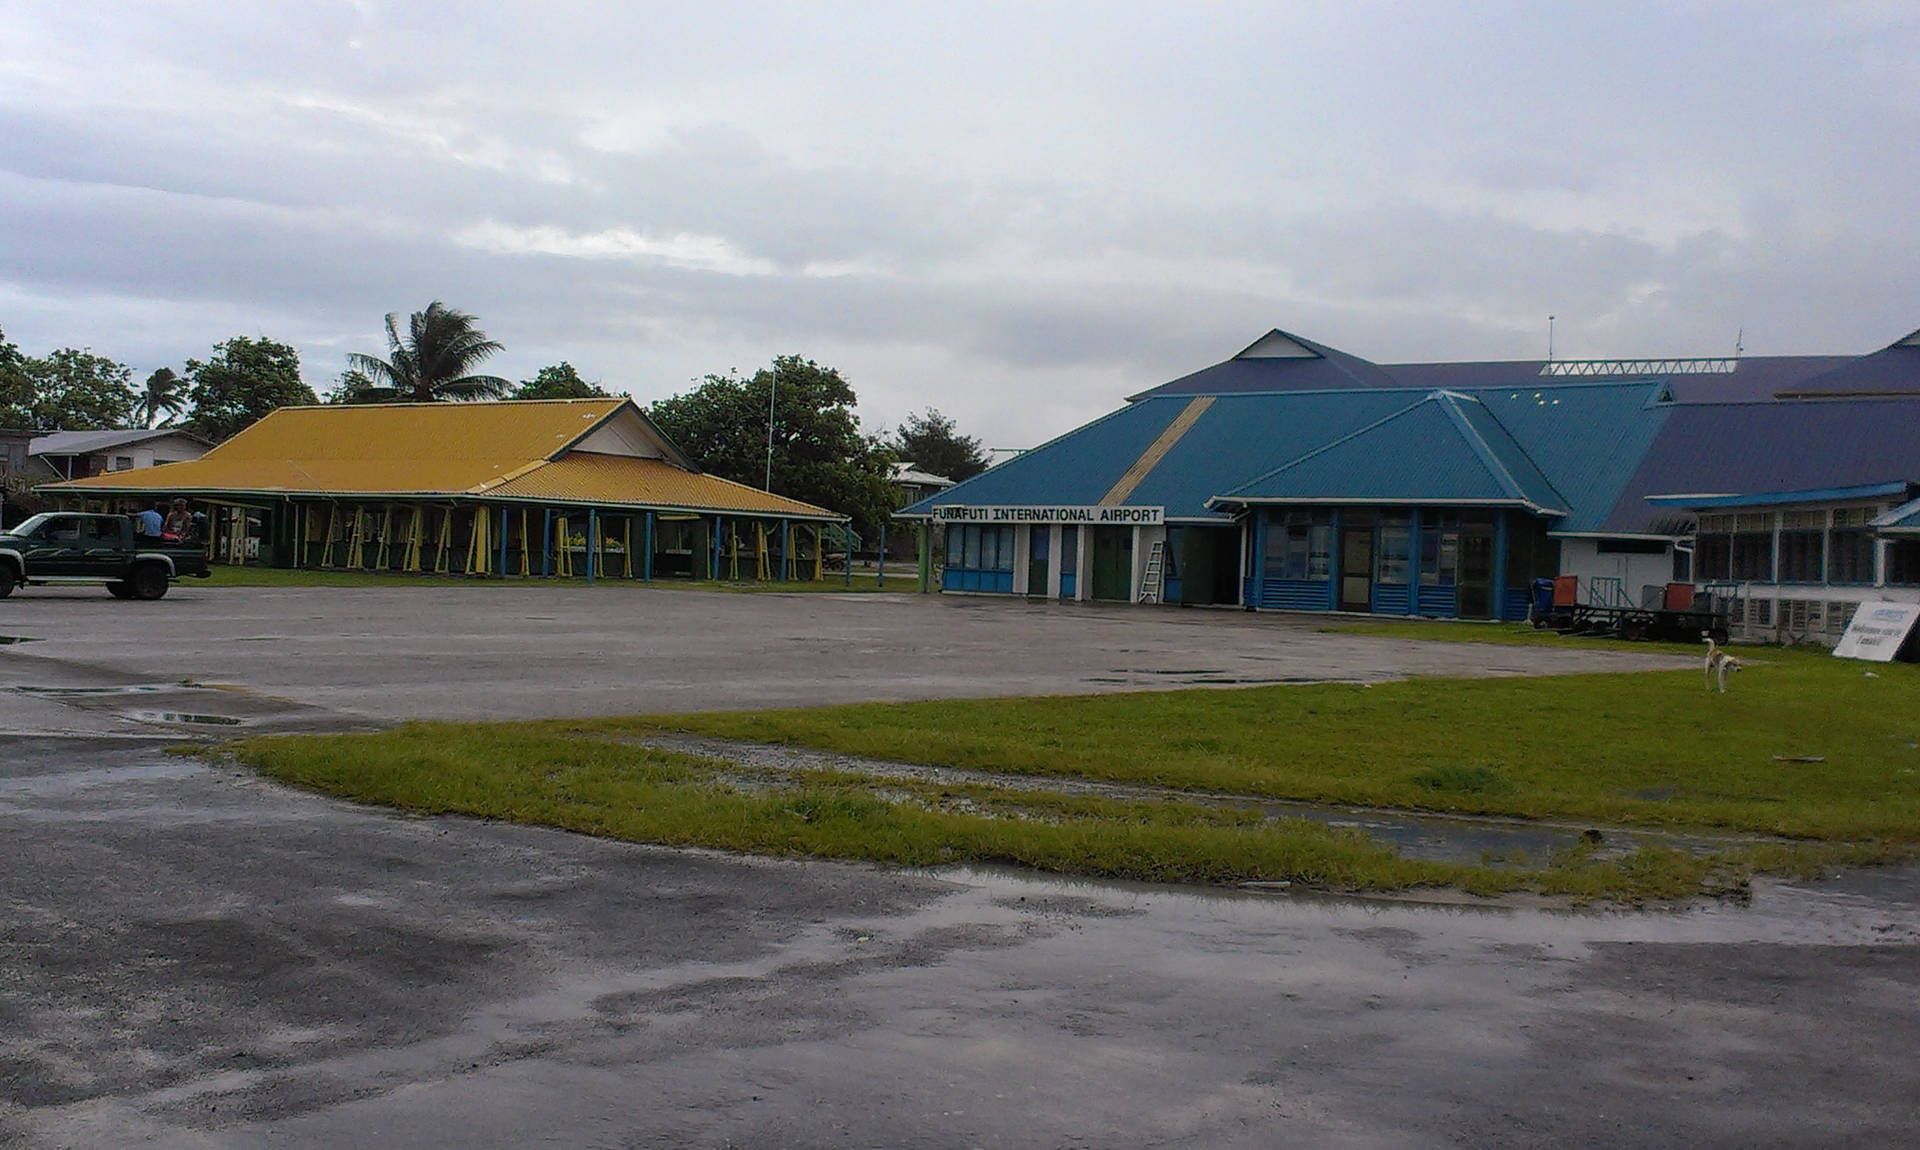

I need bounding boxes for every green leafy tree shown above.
[892,407,989,482]
[17,348,137,429]
[183,336,317,442]
[137,367,186,428]
[0,326,29,427]
[346,301,510,402]
[513,362,610,400]
[648,356,896,540]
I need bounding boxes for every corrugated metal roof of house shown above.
[1602,397,1920,534]
[1214,392,1567,514]
[43,399,632,498]
[29,428,212,455]
[485,453,837,518]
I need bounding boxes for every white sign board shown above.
[932,505,1164,526]
[1833,600,1920,662]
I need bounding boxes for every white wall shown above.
[1558,539,1674,607]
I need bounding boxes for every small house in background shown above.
[886,462,953,561]
[29,428,213,482]
[1,430,36,527]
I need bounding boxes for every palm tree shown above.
[345,301,511,402]
[138,367,186,427]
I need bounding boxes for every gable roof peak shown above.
[1234,329,1323,360]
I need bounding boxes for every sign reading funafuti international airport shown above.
[932,505,1164,525]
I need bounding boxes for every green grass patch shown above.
[1323,617,1707,656]
[201,566,916,593]
[220,725,1483,893]
[572,648,1920,844]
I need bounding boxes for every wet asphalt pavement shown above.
[3,737,1917,1148]
[2,586,1917,1145]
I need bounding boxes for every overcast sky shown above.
[2,2,1917,448]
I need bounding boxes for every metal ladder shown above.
[1138,541,1165,604]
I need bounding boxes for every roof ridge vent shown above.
[1234,330,1322,360]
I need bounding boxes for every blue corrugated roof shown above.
[897,397,1189,517]
[1875,497,1920,533]
[1470,382,1672,533]
[1213,391,1566,514]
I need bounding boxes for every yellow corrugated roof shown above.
[48,400,624,496]
[43,400,842,519]
[487,454,838,519]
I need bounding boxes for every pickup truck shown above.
[0,511,212,600]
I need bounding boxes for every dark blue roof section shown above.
[897,397,1188,516]
[1778,342,1920,397]
[1135,349,1857,405]
[1602,398,1920,533]
[1216,392,1567,514]
[1653,482,1911,509]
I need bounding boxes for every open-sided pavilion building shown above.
[40,398,848,582]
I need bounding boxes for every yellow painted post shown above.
[556,515,570,577]
[407,506,421,571]
[624,517,633,578]
[729,523,740,581]
[376,505,394,570]
[435,508,453,573]
[814,524,824,581]
[756,522,770,581]
[323,504,339,568]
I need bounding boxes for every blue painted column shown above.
[710,516,721,580]
[1493,511,1509,620]
[541,509,553,577]
[643,511,654,582]
[877,521,887,587]
[780,519,790,582]
[1408,507,1423,616]
[1247,511,1266,608]
[1326,509,1342,611]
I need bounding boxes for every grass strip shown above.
[219,724,1836,902]
[566,649,1920,844]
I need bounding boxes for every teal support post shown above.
[643,511,654,582]
[710,516,720,580]
[1408,507,1423,616]
[541,509,552,577]
[917,522,932,592]
[877,521,886,587]
[1493,511,1509,620]
[1326,509,1342,611]
[780,519,790,582]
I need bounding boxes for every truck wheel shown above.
[129,563,170,601]
[0,565,15,598]
[106,581,136,599]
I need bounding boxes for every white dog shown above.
[1703,636,1743,693]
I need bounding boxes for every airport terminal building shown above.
[897,328,1920,639]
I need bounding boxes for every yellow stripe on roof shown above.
[1100,396,1215,505]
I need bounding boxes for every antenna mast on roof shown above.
[1734,325,1744,359]
[1547,315,1555,362]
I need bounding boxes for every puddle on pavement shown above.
[0,636,42,645]
[10,684,168,696]
[123,711,246,727]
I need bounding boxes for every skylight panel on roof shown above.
[1539,358,1738,377]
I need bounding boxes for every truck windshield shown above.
[8,513,57,538]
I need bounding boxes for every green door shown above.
[1028,527,1050,596]
[1091,527,1133,601]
